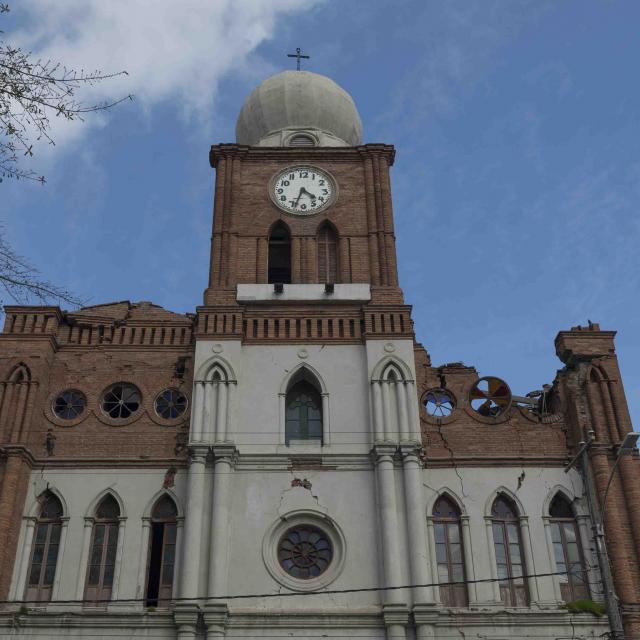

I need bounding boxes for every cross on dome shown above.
[287,47,310,71]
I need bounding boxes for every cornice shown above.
[209,143,396,168]
[3,305,62,316]
[19,458,188,470]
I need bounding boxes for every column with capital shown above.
[205,444,236,639]
[179,447,209,600]
[375,445,408,640]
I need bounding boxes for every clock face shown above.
[270,166,336,215]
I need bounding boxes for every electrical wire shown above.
[0,569,601,606]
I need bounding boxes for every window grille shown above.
[277,525,332,578]
[101,383,141,419]
[155,389,188,420]
[53,389,86,420]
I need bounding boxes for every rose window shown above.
[277,525,333,579]
[155,389,188,419]
[53,390,86,420]
[101,383,141,419]
[424,389,455,417]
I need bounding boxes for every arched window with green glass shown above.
[285,372,323,445]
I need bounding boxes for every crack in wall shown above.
[435,417,467,497]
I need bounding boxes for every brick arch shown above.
[587,363,620,443]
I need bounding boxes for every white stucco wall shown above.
[10,469,186,605]
[2,338,609,640]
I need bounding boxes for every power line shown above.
[0,569,600,606]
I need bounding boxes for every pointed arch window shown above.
[145,495,178,607]
[491,495,528,607]
[433,496,468,607]
[268,223,291,284]
[549,494,589,601]
[85,495,120,602]
[317,224,338,284]
[285,379,323,445]
[9,363,31,382]
[25,492,63,602]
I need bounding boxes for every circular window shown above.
[53,390,86,420]
[424,389,455,417]
[263,512,346,592]
[155,389,188,420]
[469,376,512,418]
[277,525,333,579]
[101,383,141,419]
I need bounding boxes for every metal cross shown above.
[287,47,310,71]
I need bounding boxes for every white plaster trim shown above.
[262,509,346,592]
[84,489,126,519]
[236,283,371,303]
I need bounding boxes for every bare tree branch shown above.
[0,4,133,183]
[0,3,128,309]
[0,225,86,307]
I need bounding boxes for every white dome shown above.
[235,71,363,147]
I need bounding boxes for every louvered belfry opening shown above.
[288,133,315,147]
[317,223,338,284]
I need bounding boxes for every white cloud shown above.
[9,0,322,153]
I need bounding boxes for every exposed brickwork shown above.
[415,356,570,465]
[0,301,194,597]
[0,451,31,599]
[1,128,638,640]
[204,145,401,303]
[414,322,640,630]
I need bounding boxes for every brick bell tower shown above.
[200,70,411,341]
[177,69,431,640]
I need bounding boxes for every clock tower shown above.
[1,64,637,640]
[181,69,430,639]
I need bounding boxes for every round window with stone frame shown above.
[52,389,87,420]
[423,388,455,418]
[277,525,333,580]
[154,388,188,420]
[101,383,141,420]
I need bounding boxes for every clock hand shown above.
[301,187,317,199]
[294,187,305,206]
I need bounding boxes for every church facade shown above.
[0,70,639,640]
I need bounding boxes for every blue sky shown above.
[3,0,639,425]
